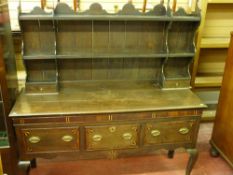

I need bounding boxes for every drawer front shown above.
[25,83,58,94]
[144,120,197,145]
[20,127,79,153]
[85,124,139,151]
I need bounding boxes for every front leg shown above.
[186,149,198,175]
[168,150,175,159]
[18,160,31,175]
[30,158,37,168]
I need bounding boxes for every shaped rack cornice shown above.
[30,7,51,15]
[19,2,201,21]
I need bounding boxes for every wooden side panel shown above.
[212,33,233,165]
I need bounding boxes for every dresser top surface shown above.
[10,81,205,117]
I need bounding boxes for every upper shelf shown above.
[19,2,201,22]
[19,15,200,22]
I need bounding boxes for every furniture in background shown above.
[210,32,233,167]
[191,0,233,121]
[0,156,3,175]
[0,0,19,174]
[10,1,205,175]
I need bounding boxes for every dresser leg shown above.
[31,158,37,168]
[18,161,31,175]
[186,149,198,175]
[168,150,175,159]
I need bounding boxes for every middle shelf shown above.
[23,53,195,60]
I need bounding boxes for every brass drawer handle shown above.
[92,134,102,142]
[151,130,160,137]
[109,126,116,133]
[62,135,73,142]
[179,127,190,135]
[28,136,41,144]
[122,133,132,140]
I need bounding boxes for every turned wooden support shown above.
[30,158,37,168]
[186,149,198,175]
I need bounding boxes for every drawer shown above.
[85,124,139,151]
[25,83,58,94]
[20,127,79,153]
[144,120,197,145]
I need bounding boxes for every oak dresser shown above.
[9,1,206,175]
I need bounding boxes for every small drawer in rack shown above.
[162,79,191,89]
[25,83,58,94]
[144,120,197,146]
[85,124,139,151]
[19,127,79,153]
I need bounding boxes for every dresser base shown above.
[10,85,205,175]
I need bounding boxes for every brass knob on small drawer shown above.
[92,134,102,142]
[179,127,189,135]
[62,135,73,142]
[122,133,132,140]
[28,136,41,144]
[151,130,161,137]
[109,126,116,133]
